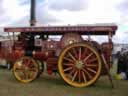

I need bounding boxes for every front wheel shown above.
[58,43,102,87]
[13,56,39,83]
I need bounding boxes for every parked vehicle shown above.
[0,0,118,87]
[1,24,117,87]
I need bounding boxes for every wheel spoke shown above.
[83,53,93,62]
[72,47,78,58]
[15,64,25,71]
[82,69,92,79]
[83,47,87,57]
[27,72,33,80]
[25,59,31,66]
[22,71,27,80]
[78,47,82,60]
[29,67,37,72]
[26,72,29,79]
[15,71,24,77]
[82,71,87,82]
[15,68,24,71]
[68,52,77,62]
[89,58,97,63]
[64,57,74,63]
[72,71,78,81]
[20,73,25,80]
[69,68,75,75]
[87,68,96,74]
[64,67,72,72]
[86,64,97,67]
[25,71,33,80]
[63,63,74,66]
[78,70,81,82]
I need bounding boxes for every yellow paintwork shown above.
[58,43,102,87]
[13,56,39,83]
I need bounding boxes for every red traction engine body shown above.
[1,25,117,87]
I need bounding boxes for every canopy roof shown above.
[4,24,117,35]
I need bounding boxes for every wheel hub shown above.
[75,60,84,69]
[25,67,29,71]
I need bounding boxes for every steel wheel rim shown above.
[58,43,102,87]
[13,57,39,83]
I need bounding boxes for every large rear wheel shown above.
[58,43,102,87]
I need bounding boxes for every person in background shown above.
[117,50,126,74]
[116,49,127,80]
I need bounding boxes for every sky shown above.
[0,0,128,43]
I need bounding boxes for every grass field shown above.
[0,66,127,96]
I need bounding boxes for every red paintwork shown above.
[1,24,118,75]
[4,25,117,35]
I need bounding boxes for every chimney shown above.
[30,0,36,26]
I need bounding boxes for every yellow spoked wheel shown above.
[58,43,102,87]
[13,56,39,83]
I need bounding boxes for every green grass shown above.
[0,66,127,96]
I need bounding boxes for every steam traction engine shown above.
[3,25,117,87]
